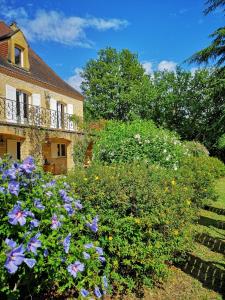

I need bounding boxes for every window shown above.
[15,47,23,67]
[57,102,65,128]
[57,144,66,157]
[16,91,29,121]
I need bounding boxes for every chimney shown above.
[10,21,18,31]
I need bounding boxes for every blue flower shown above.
[0,186,6,193]
[99,256,106,263]
[24,258,36,268]
[2,167,17,180]
[84,243,94,249]
[30,219,40,229]
[95,247,103,256]
[46,191,53,198]
[67,261,84,278]
[102,275,108,289]
[27,233,42,254]
[8,181,20,196]
[8,204,28,226]
[74,200,83,210]
[80,288,89,297]
[4,244,25,274]
[83,252,91,260]
[5,238,17,248]
[64,203,74,216]
[34,199,45,210]
[94,286,102,298]
[44,180,56,188]
[86,216,98,233]
[19,156,35,174]
[51,214,61,229]
[43,249,49,257]
[63,233,71,254]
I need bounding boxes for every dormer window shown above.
[15,47,23,67]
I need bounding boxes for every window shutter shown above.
[67,103,74,130]
[32,94,41,106]
[5,85,16,122]
[50,98,57,128]
[51,143,58,158]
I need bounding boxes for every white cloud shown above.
[142,61,153,75]
[0,4,129,47]
[67,68,83,92]
[158,60,177,72]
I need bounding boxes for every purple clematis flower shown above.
[44,180,56,188]
[51,214,61,229]
[84,243,93,249]
[5,238,17,248]
[4,244,25,274]
[27,233,42,254]
[94,286,102,298]
[8,204,29,226]
[67,261,84,278]
[59,189,67,200]
[30,219,40,229]
[34,199,45,210]
[83,252,91,260]
[63,233,71,254]
[86,216,98,233]
[2,167,17,180]
[64,203,74,216]
[74,200,83,210]
[44,249,49,257]
[8,181,20,196]
[99,256,106,263]
[95,247,103,256]
[24,258,36,268]
[80,289,89,297]
[20,156,35,174]
[0,186,6,194]
[102,275,108,289]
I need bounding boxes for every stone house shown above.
[0,21,84,174]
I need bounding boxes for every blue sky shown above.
[0,0,224,91]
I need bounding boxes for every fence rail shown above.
[0,96,76,131]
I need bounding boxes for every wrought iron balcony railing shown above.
[0,96,77,131]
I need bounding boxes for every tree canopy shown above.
[188,0,225,68]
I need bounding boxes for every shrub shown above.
[68,162,196,295]
[92,120,189,170]
[0,157,109,299]
[184,141,209,157]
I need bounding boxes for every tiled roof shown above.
[0,21,84,101]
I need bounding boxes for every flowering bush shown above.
[68,162,197,295]
[92,120,189,170]
[0,156,109,299]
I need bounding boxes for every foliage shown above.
[68,162,197,295]
[188,0,225,69]
[218,133,225,149]
[92,119,189,169]
[177,156,225,207]
[81,47,154,121]
[184,141,209,157]
[148,68,225,157]
[0,156,109,299]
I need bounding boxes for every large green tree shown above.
[81,47,154,121]
[148,68,225,156]
[189,0,225,68]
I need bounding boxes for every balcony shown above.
[0,96,76,131]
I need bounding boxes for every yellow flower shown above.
[164,187,169,192]
[171,180,176,186]
[95,176,99,180]
[108,236,113,241]
[135,218,141,224]
[84,178,88,181]
[173,230,179,236]
[186,200,191,206]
